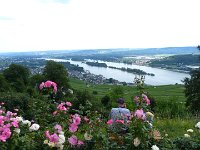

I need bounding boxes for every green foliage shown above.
[146,93,156,112]
[71,89,94,114]
[29,74,45,88]
[92,90,98,95]
[101,95,111,108]
[0,93,30,118]
[172,137,200,150]
[184,68,200,114]
[3,64,30,92]
[156,97,187,118]
[43,60,69,89]
[0,73,10,92]
[183,46,200,114]
[110,86,124,105]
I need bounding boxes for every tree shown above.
[3,64,30,92]
[29,74,45,88]
[0,73,10,92]
[184,46,200,114]
[43,61,69,89]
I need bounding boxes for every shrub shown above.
[0,93,30,117]
[3,64,30,92]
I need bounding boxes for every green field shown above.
[69,77,186,102]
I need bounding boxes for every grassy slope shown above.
[69,78,198,138]
[69,77,186,102]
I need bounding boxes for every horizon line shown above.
[0,45,197,54]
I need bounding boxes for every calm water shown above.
[45,58,190,85]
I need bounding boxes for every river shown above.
[45,58,190,85]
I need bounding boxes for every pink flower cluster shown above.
[107,119,125,125]
[83,116,89,123]
[68,114,84,146]
[39,80,58,93]
[53,101,72,115]
[134,109,146,120]
[68,135,84,146]
[133,94,151,106]
[142,94,151,106]
[44,124,65,149]
[0,110,19,142]
[69,114,81,133]
[134,96,140,103]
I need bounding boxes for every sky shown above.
[0,0,200,52]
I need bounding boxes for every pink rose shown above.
[107,119,113,125]
[68,135,78,146]
[73,114,81,125]
[49,133,59,143]
[45,130,50,138]
[78,140,84,145]
[134,109,146,120]
[83,116,89,123]
[115,120,124,124]
[53,110,58,116]
[53,86,57,93]
[142,94,151,105]
[69,123,78,133]
[44,81,52,88]
[51,82,57,87]
[66,102,72,107]
[54,124,62,133]
[39,82,45,90]
[134,96,140,103]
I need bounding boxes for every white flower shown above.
[48,142,55,148]
[133,137,140,147]
[14,128,20,134]
[44,140,48,144]
[151,145,159,150]
[195,122,200,129]
[68,89,73,94]
[22,120,31,126]
[56,143,64,150]
[58,131,64,135]
[58,134,65,144]
[165,134,168,137]
[84,132,93,141]
[58,145,64,150]
[29,123,40,131]
[16,116,23,122]
[146,112,154,117]
[184,134,190,138]
[187,129,193,133]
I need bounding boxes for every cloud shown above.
[0,16,14,21]
[39,0,71,4]
[0,0,200,52]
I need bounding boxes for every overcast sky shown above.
[0,0,199,52]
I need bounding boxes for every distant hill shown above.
[0,46,199,57]
[60,46,200,56]
[97,47,199,56]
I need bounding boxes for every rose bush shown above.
[0,80,199,150]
